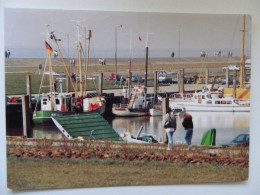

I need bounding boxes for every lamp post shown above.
[115,24,122,80]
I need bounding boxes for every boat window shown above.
[202,95,206,99]
[226,101,232,104]
[206,100,212,104]
[215,101,220,104]
[221,101,226,104]
[42,99,47,105]
[62,99,65,104]
[206,94,212,98]
[176,94,182,98]
[56,99,60,105]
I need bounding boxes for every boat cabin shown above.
[41,93,71,112]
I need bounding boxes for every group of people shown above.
[162,108,193,150]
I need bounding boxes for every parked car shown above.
[222,134,249,147]
[158,74,175,84]
[222,65,240,71]
[132,75,144,83]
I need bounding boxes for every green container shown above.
[201,128,216,146]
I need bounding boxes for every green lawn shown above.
[7,156,248,190]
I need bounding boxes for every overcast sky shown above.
[4,8,251,58]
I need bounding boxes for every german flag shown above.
[45,41,53,54]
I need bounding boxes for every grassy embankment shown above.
[5,57,233,95]
[7,139,249,190]
[7,156,248,190]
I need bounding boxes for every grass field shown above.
[7,156,248,190]
[6,138,249,190]
[5,57,241,95]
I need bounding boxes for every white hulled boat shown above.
[169,91,250,112]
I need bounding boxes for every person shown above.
[182,113,193,145]
[162,107,176,150]
[114,79,118,87]
[7,50,11,58]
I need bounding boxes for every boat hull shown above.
[112,107,149,117]
[33,103,106,125]
[170,103,250,112]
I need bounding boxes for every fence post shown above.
[21,95,32,138]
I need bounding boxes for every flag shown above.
[138,36,142,42]
[45,41,53,54]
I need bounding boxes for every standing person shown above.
[162,108,176,150]
[7,50,11,58]
[182,113,193,145]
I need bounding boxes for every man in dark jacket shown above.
[182,113,193,145]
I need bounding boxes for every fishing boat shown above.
[33,26,105,125]
[112,85,153,116]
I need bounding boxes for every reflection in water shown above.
[31,112,250,146]
[112,112,250,145]
[33,126,63,140]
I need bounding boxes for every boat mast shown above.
[84,29,91,96]
[239,14,246,88]
[75,22,83,97]
[45,24,56,111]
[143,31,150,89]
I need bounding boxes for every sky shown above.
[4,9,251,59]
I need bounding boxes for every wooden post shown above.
[66,74,70,93]
[205,69,209,87]
[128,71,132,98]
[225,68,229,88]
[178,69,184,94]
[21,95,32,138]
[154,71,158,99]
[233,70,237,98]
[162,97,169,143]
[26,75,32,110]
[98,73,103,96]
